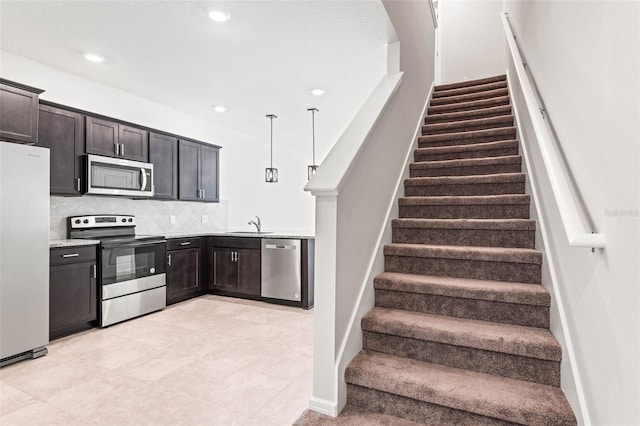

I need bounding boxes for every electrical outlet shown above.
[201,215,208,224]
[169,215,176,225]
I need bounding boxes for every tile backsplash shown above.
[50,196,227,239]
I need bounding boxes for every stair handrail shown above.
[501,12,605,249]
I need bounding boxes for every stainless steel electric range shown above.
[68,215,166,327]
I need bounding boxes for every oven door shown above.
[101,240,166,299]
[86,154,154,197]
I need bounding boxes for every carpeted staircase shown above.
[295,75,577,425]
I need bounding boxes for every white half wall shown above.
[503,2,640,424]
[438,0,506,84]
[0,50,316,234]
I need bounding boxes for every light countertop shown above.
[165,231,315,240]
[50,239,101,248]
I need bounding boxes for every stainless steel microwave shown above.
[86,154,153,197]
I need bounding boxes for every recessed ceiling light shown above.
[208,10,230,23]
[311,88,326,96]
[213,105,227,113]
[83,52,105,63]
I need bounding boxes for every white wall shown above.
[0,51,315,234]
[503,2,640,424]
[439,0,506,84]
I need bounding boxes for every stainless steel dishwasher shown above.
[261,238,301,301]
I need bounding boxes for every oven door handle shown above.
[101,239,166,249]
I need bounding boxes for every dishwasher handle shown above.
[264,244,296,250]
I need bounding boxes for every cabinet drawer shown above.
[50,246,97,266]
[210,236,261,250]
[167,237,201,251]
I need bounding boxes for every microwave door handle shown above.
[140,168,147,191]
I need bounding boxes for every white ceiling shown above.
[0,0,396,157]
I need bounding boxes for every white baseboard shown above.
[308,396,338,417]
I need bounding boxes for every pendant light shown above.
[265,114,278,183]
[307,108,319,180]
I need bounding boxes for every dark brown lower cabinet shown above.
[166,238,203,305]
[49,246,97,340]
[210,237,261,298]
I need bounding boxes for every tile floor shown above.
[0,295,314,426]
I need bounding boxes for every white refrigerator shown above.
[0,141,50,366]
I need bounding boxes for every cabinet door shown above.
[167,248,201,304]
[119,125,148,162]
[0,83,40,144]
[49,261,97,339]
[39,105,84,195]
[237,248,261,296]
[178,140,201,201]
[149,133,178,200]
[86,116,119,157]
[212,247,238,292]
[200,144,219,202]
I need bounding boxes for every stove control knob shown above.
[122,218,127,223]
[128,218,133,223]
[74,219,81,224]
[83,219,89,224]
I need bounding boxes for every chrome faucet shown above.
[248,215,261,233]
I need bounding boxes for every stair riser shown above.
[399,204,530,219]
[375,289,549,328]
[429,97,509,114]
[392,228,535,248]
[425,106,512,124]
[414,147,518,162]
[384,256,541,284]
[405,182,526,197]
[422,119,514,136]
[430,89,509,106]
[433,82,507,99]
[410,163,521,177]
[363,332,560,386]
[419,131,517,148]
[347,385,516,426]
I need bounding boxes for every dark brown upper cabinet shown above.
[179,140,219,202]
[86,116,148,162]
[149,132,178,200]
[0,79,44,145]
[38,104,84,195]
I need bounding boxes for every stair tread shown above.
[398,194,530,206]
[435,75,506,91]
[422,115,513,133]
[433,81,507,99]
[428,96,510,114]
[384,243,542,264]
[430,88,510,106]
[374,272,550,306]
[363,307,561,361]
[410,155,521,169]
[415,140,518,154]
[294,404,423,426]
[420,126,516,143]
[392,218,535,231]
[425,105,512,124]
[347,351,576,425]
[405,173,525,186]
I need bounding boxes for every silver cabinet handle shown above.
[76,177,81,192]
[114,142,119,155]
[140,167,147,191]
[234,251,239,262]
[230,251,234,262]
[92,264,97,279]
[180,242,191,246]
[197,189,201,199]
[120,144,125,157]
[62,253,79,258]
[167,254,172,266]
[202,189,205,199]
